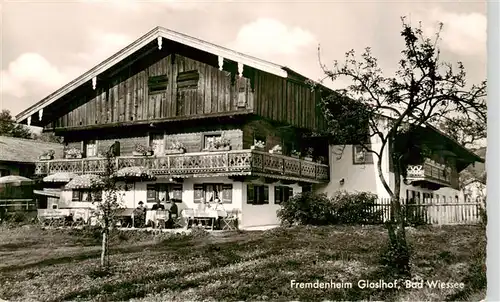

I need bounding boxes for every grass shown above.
[0,224,485,302]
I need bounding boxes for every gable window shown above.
[146,183,183,203]
[72,189,102,202]
[193,183,233,204]
[247,184,269,205]
[149,133,165,155]
[203,134,222,150]
[85,140,97,158]
[177,70,199,90]
[352,145,373,165]
[148,75,169,94]
[275,186,293,205]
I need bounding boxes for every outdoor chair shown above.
[181,208,195,228]
[221,209,239,231]
[155,210,169,229]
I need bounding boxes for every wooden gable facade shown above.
[19,27,330,184]
[17,27,327,134]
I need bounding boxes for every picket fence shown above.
[367,198,483,225]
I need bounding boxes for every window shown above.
[146,183,183,203]
[85,140,97,158]
[0,169,10,177]
[149,133,165,155]
[247,184,269,205]
[193,184,233,204]
[72,189,102,202]
[177,70,199,90]
[352,145,373,164]
[275,186,293,205]
[148,75,168,94]
[203,134,221,150]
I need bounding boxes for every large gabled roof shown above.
[0,136,64,163]
[15,26,297,124]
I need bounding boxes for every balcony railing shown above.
[35,150,330,183]
[406,159,452,186]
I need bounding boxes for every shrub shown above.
[277,192,334,226]
[277,191,384,226]
[330,191,382,224]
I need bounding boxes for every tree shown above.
[314,18,486,276]
[32,132,64,144]
[90,145,124,269]
[0,109,32,138]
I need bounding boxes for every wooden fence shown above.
[0,199,37,211]
[366,198,483,225]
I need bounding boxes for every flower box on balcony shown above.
[39,155,54,161]
[164,149,185,155]
[209,146,231,152]
[291,154,300,159]
[269,150,282,155]
[304,157,313,162]
[65,154,82,159]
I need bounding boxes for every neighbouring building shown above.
[0,136,64,177]
[14,27,483,229]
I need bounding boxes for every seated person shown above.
[165,199,179,228]
[151,199,165,211]
[133,201,146,227]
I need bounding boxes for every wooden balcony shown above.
[35,150,329,183]
[406,159,452,188]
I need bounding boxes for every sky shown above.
[0,0,487,118]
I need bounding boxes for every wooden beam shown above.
[51,109,254,132]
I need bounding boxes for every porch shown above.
[34,149,329,183]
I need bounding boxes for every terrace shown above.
[35,150,330,183]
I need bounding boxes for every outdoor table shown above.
[145,210,170,228]
[192,209,227,230]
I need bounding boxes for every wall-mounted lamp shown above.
[169,178,174,182]
[339,178,345,186]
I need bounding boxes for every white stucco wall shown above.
[50,176,302,229]
[316,140,463,203]
[240,181,302,229]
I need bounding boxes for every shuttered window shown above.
[72,189,102,202]
[221,184,233,204]
[193,184,204,203]
[147,183,183,203]
[275,186,293,205]
[247,184,269,205]
[146,184,157,203]
[148,75,169,94]
[193,183,233,204]
[85,140,97,158]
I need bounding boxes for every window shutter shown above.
[72,190,80,201]
[275,187,282,205]
[92,190,102,202]
[172,184,183,201]
[247,184,254,204]
[193,184,204,203]
[146,184,156,203]
[263,186,269,204]
[222,184,233,204]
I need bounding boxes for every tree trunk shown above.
[385,154,411,277]
[101,228,109,268]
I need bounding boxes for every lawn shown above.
[0,224,485,302]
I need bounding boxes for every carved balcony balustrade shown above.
[406,158,452,187]
[35,150,330,183]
